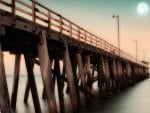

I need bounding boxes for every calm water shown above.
[6,76,150,113]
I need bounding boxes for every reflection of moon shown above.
[137,2,149,15]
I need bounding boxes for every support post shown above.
[76,53,86,89]
[97,56,103,97]
[105,58,111,95]
[24,78,30,103]
[63,44,78,112]
[37,30,57,113]
[86,56,92,89]
[70,52,81,107]
[76,52,89,103]
[24,54,42,113]
[0,45,12,113]
[83,55,92,103]
[11,54,21,109]
[54,56,65,113]
[0,25,11,113]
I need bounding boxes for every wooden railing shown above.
[0,0,148,67]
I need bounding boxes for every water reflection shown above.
[7,76,150,113]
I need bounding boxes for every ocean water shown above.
[6,76,150,113]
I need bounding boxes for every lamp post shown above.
[133,40,138,62]
[112,15,120,56]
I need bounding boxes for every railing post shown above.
[32,1,36,23]
[48,11,51,29]
[59,16,63,33]
[12,0,15,16]
[78,28,80,40]
[90,34,92,44]
[95,37,97,47]
[70,23,72,37]
[84,30,86,42]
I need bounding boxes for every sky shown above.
[3,0,150,75]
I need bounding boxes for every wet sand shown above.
[7,76,150,113]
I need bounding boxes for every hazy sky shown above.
[3,0,150,75]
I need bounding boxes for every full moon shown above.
[137,2,149,15]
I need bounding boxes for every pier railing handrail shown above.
[0,0,148,67]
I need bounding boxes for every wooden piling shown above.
[0,44,12,113]
[53,56,65,113]
[11,54,21,109]
[83,55,92,103]
[24,54,42,113]
[97,56,104,96]
[63,44,78,112]
[24,78,30,103]
[70,52,81,107]
[76,52,89,104]
[37,30,57,113]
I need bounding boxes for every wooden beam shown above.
[70,52,81,107]
[54,56,65,113]
[11,54,21,109]
[24,78,30,104]
[76,52,91,105]
[82,55,91,103]
[76,53,86,90]
[0,44,12,113]
[97,56,103,96]
[37,30,57,113]
[63,44,78,112]
[85,55,93,98]
[24,54,42,113]
[0,25,5,36]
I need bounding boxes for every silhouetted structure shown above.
[0,0,149,113]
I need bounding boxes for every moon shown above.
[137,2,149,15]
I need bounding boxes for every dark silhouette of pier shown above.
[0,0,149,113]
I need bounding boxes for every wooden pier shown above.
[0,0,149,113]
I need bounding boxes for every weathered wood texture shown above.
[0,44,11,113]
[53,56,65,113]
[24,54,42,113]
[24,78,30,103]
[11,54,21,109]
[37,30,57,113]
[70,52,81,107]
[63,44,78,112]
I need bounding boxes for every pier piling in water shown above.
[0,0,149,113]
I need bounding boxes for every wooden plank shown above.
[54,57,65,113]
[37,30,57,113]
[0,44,12,113]
[24,78,30,104]
[63,44,78,112]
[24,54,42,113]
[11,54,21,109]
